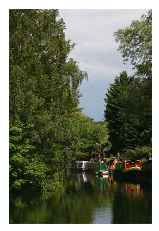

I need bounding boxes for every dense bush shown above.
[123,146,152,160]
[9,122,49,191]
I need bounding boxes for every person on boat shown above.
[135,160,143,169]
[96,158,108,176]
[100,159,108,172]
[117,152,120,160]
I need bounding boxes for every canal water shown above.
[10,172,152,224]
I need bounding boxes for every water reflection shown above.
[122,183,144,197]
[10,172,152,224]
[93,207,112,224]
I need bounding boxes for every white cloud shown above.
[60,9,147,121]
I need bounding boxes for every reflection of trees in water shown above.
[10,172,152,224]
[10,193,50,223]
[112,183,152,224]
[10,172,96,223]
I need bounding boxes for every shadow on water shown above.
[10,171,152,224]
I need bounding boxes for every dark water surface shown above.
[10,172,152,224]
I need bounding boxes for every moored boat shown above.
[113,159,143,182]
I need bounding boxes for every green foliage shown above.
[10,9,87,158]
[114,10,152,78]
[105,11,152,158]
[9,10,110,192]
[123,146,152,160]
[105,72,151,153]
[65,112,109,159]
[9,122,48,190]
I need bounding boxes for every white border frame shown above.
[0,0,158,229]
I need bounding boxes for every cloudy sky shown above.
[60,9,147,121]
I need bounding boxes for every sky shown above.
[60,9,147,121]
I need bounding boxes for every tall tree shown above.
[114,10,152,78]
[105,11,152,155]
[9,10,88,190]
[10,9,87,157]
[105,72,151,153]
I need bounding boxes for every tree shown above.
[9,9,88,191]
[10,9,87,155]
[105,71,152,154]
[65,112,109,160]
[105,72,133,152]
[114,10,152,78]
[105,11,152,156]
